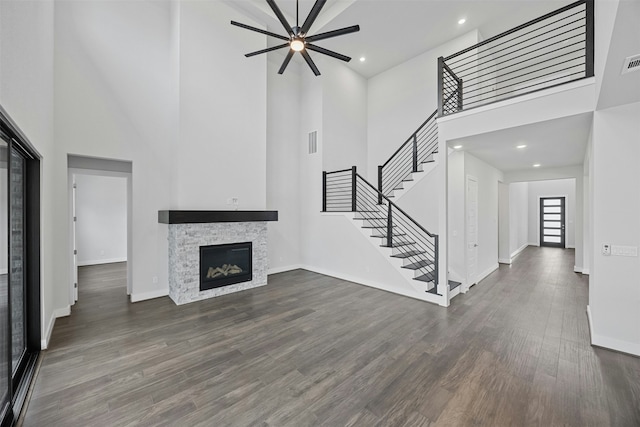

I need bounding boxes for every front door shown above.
[540,197,565,248]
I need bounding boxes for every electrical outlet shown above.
[602,244,611,256]
[232,197,239,205]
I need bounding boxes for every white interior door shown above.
[72,178,78,302]
[466,175,478,287]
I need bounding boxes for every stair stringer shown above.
[388,152,439,201]
[335,212,446,306]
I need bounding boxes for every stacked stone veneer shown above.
[168,222,268,305]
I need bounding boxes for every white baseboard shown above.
[41,306,71,350]
[587,305,639,356]
[574,266,582,273]
[78,257,127,267]
[586,305,593,343]
[298,264,445,306]
[566,245,575,249]
[268,264,303,275]
[0,268,7,275]
[581,268,590,275]
[130,288,168,303]
[477,263,499,284]
[528,241,539,247]
[511,243,529,259]
[498,258,512,265]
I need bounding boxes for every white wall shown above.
[464,152,503,283]
[590,101,640,356]
[266,59,301,273]
[509,182,529,257]
[367,31,480,178]
[526,179,576,248]
[498,182,510,264]
[448,150,465,277]
[322,59,368,176]
[75,174,127,266]
[54,0,176,308]
[177,0,267,210]
[0,0,56,346]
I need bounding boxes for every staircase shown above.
[322,109,461,304]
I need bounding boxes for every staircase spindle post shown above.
[377,166,383,205]
[351,166,357,212]
[457,78,463,112]
[437,57,444,117]
[412,135,418,173]
[387,203,393,248]
[322,171,327,212]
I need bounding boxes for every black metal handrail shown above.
[377,109,439,201]
[437,0,594,116]
[323,167,439,287]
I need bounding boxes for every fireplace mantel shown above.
[158,210,278,224]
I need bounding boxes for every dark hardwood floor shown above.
[21,248,640,426]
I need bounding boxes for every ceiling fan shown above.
[231,0,360,76]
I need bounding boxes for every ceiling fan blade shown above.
[301,50,321,76]
[231,21,289,41]
[278,49,295,74]
[300,0,327,35]
[305,25,360,43]
[266,0,294,37]
[245,43,290,58]
[306,44,351,62]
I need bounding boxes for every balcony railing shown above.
[438,0,594,116]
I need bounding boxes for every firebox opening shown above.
[200,242,252,291]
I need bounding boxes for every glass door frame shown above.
[0,105,41,427]
[539,197,566,248]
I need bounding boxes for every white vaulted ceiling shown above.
[225,0,575,78]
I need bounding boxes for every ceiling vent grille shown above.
[621,54,640,75]
[308,131,318,154]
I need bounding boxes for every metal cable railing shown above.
[323,167,439,288]
[438,0,593,116]
[377,110,439,201]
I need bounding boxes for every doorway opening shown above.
[67,155,132,306]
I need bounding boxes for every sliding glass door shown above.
[0,107,41,426]
[0,140,10,424]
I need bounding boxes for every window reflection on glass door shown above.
[10,148,26,373]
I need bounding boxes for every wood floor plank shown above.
[18,249,640,427]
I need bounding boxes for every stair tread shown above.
[355,217,387,220]
[371,233,407,238]
[449,280,462,291]
[362,225,398,229]
[414,271,435,282]
[391,250,425,258]
[402,259,435,270]
[380,241,416,248]
[426,286,441,295]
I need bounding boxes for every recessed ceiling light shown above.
[453,145,463,149]
[533,164,541,168]
[359,57,366,62]
[517,144,527,149]
[458,18,466,25]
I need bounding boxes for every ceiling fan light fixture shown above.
[290,39,305,52]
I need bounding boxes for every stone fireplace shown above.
[159,210,278,305]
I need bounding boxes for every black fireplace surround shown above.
[200,242,253,291]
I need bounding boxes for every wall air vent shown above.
[621,54,640,75]
[308,131,318,154]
